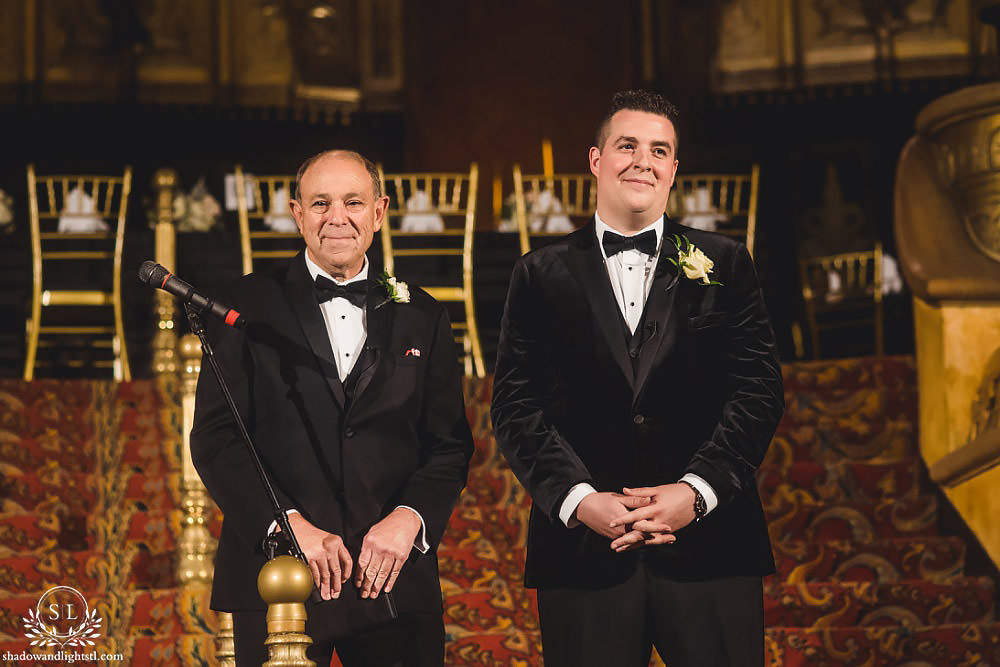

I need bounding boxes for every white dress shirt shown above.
[273,253,429,553]
[557,214,719,528]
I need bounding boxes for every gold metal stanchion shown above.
[178,333,215,584]
[215,611,236,666]
[152,168,179,375]
[259,555,316,667]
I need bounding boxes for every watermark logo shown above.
[22,586,103,649]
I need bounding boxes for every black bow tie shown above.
[314,275,368,307]
[602,229,657,257]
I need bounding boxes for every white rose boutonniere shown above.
[668,234,722,286]
[375,271,410,303]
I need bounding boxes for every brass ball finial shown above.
[257,555,313,605]
[179,334,201,362]
[153,168,177,189]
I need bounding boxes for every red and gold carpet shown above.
[0,357,997,665]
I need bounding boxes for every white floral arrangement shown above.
[668,234,722,286]
[172,178,222,232]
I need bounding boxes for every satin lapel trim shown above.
[633,236,682,401]
[565,226,634,388]
[349,283,394,410]
[284,255,346,410]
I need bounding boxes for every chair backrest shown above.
[512,165,595,255]
[25,164,133,380]
[378,164,484,376]
[27,165,132,286]
[378,165,478,278]
[667,165,760,257]
[798,242,884,357]
[799,244,883,306]
[234,165,302,275]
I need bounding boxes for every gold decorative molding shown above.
[178,333,216,584]
[259,556,315,667]
[153,168,179,376]
[930,427,1000,486]
[970,349,1000,442]
[918,83,1000,263]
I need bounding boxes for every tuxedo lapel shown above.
[632,230,682,402]
[284,253,347,410]
[565,224,634,388]
[349,282,394,411]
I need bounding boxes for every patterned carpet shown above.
[0,356,998,665]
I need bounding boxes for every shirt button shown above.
[341,315,346,320]
[345,428,355,438]
[629,302,635,307]
[633,414,645,425]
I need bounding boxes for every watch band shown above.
[679,480,707,523]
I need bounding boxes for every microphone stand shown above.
[185,303,322,602]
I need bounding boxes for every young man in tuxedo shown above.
[491,90,784,666]
[191,150,473,666]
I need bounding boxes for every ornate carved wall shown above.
[0,0,404,113]
[697,0,996,92]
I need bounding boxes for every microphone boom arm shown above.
[184,303,322,602]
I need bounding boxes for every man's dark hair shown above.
[294,150,383,201]
[594,90,680,155]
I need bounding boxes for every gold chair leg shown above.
[113,296,130,381]
[465,313,485,379]
[462,288,485,378]
[23,311,40,381]
[462,336,472,377]
[875,302,885,357]
[790,321,805,361]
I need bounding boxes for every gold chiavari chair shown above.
[667,165,760,258]
[512,165,596,255]
[799,242,884,359]
[24,164,132,381]
[234,165,302,275]
[378,164,484,377]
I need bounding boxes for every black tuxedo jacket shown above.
[190,252,473,615]
[491,220,784,589]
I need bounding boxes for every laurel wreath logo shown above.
[22,589,102,649]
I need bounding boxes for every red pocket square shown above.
[404,347,421,357]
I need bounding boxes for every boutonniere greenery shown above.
[667,234,722,286]
[375,271,411,303]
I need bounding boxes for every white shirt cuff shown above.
[268,509,301,535]
[558,482,597,528]
[680,473,718,515]
[396,505,430,554]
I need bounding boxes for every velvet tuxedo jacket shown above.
[491,220,784,589]
[190,252,473,614]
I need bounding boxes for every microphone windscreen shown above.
[138,261,168,286]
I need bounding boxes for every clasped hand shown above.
[286,507,421,601]
[606,483,696,552]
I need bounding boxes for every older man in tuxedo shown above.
[491,90,784,666]
[191,150,473,666]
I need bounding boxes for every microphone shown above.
[138,261,246,329]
